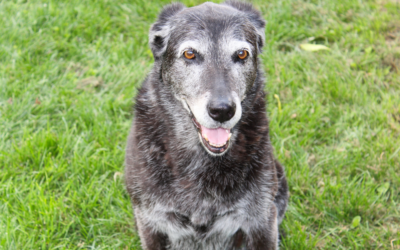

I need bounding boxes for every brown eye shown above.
[238,50,248,60]
[184,50,195,59]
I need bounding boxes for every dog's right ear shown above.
[149,3,186,60]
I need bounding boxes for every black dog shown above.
[125,1,289,249]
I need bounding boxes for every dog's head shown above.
[149,1,265,156]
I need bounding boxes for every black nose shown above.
[207,101,236,123]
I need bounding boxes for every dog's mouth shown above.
[192,117,232,155]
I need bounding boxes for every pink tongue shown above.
[200,125,230,145]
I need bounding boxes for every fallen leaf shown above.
[351,216,361,228]
[35,98,41,105]
[300,43,330,52]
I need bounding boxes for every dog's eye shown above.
[184,50,195,60]
[237,50,248,60]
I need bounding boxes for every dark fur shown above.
[125,2,289,249]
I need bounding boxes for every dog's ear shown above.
[149,3,186,60]
[224,1,265,51]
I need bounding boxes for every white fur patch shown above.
[186,91,242,131]
[177,40,209,58]
[222,39,252,57]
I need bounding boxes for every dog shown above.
[125,1,289,249]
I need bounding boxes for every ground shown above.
[0,0,399,249]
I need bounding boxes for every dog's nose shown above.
[207,101,236,123]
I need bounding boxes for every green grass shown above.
[1,0,399,249]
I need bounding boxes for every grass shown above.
[0,0,399,249]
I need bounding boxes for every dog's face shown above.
[149,2,265,156]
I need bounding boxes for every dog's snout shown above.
[207,101,236,123]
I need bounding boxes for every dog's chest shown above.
[143,195,253,243]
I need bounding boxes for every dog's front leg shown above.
[135,209,169,250]
[245,206,279,250]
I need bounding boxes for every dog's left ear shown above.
[223,1,266,52]
[149,3,186,60]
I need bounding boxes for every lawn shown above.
[0,0,399,249]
